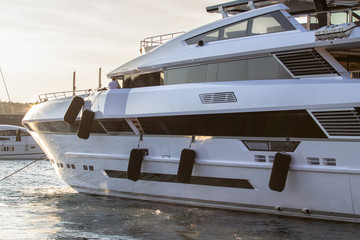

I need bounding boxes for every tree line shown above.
[0,102,34,114]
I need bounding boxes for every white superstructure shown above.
[23,1,360,222]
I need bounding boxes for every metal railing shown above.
[139,31,185,54]
[38,89,92,103]
[299,7,360,30]
[351,71,360,79]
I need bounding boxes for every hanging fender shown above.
[269,152,291,192]
[127,149,147,181]
[77,109,94,139]
[64,96,84,124]
[177,149,196,183]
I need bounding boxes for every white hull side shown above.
[30,132,360,222]
[0,136,44,160]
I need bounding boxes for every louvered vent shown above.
[254,155,266,162]
[323,158,336,166]
[310,109,360,137]
[307,157,320,165]
[100,120,132,132]
[274,49,338,77]
[199,92,237,104]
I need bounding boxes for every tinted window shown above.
[123,72,163,88]
[138,111,326,138]
[186,11,296,45]
[186,29,220,45]
[250,12,285,35]
[165,56,292,85]
[25,110,326,139]
[223,20,248,39]
[100,120,133,133]
[243,140,300,152]
[0,130,16,136]
[26,121,106,134]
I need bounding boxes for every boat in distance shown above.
[23,0,360,222]
[0,125,44,160]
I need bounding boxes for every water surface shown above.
[0,160,359,239]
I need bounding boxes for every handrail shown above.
[38,89,92,103]
[301,7,360,30]
[140,31,185,54]
[351,71,360,79]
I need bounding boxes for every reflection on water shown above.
[0,160,359,239]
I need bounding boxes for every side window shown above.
[222,20,248,39]
[186,11,295,45]
[0,130,16,136]
[250,13,285,35]
[123,72,163,88]
[200,30,220,42]
[186,29,220,45]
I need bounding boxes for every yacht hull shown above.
[29,130,360,223]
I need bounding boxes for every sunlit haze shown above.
[0,0,222,103]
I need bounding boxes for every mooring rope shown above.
[0,154,48,182]
[90,87,106,108]
[0,67,15,114]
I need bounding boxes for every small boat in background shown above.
[0,125,44,160]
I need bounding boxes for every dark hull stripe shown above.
[105,170,254,189]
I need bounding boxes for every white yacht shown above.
[0,125,44,160]
[23,0,360,222]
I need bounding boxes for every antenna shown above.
[0,67,14,114]
[73,71,76,96]
[99,67,102,88]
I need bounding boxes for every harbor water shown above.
[1,160,359,240]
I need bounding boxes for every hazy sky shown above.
[0,0,223,103]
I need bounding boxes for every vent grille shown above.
[254,155,266,162]
[310,109,360,137]
[274,49,338,77]
[199,92,237,104]
[306,157,337,166]
[323,158,336,166]
[307,157,320,165]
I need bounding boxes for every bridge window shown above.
[186,11,295,45]
[223,21,248,39]
[251,12,286,35]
